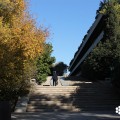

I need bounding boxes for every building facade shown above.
[69,14,105,76]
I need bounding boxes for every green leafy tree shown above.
[36,43,55,84]
[52,62,68,76]
[81,0,120,82]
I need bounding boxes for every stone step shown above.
[31,91,117,94]
[27,106,116,112]
[27,104,117,108]
[35,87,78,89]
[34,89,112,91]
[28,98,71,103]
[31,93,117,97]
[33,90,76,92]
[72,99,120,103]
[28,100,120,105]
[33,90,114,94]
[35,86,78,89]
[32,92,76,94]
[30,98,120,103]
[75,106,116,111]
[35,88,77,90]
[33,90,113,94]
[27,108,80,112]
[36,86,78,87]
[29,94,120,101]
[29,94,70,98]
[35,87,111,90]
[35,91,113,94]
[28,98,120,104]
[28,99,119,105]
[27,104,74,109]
[27,107,80,112]
[34,90,75,91]
[28,101,72,106]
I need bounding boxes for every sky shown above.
[29,0,102,66]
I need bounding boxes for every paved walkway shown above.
[12,112,120,120]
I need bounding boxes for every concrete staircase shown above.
[26,81,120,112]
[12,80,120,120]
[27,86,79,112]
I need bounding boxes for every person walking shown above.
[52,71,58,86]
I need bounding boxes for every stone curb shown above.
[14,94,29,113]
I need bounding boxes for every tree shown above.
[81,0,120,82]
[0,0,47,101]
[52,62,68,76]
[106,0,120,91]
[36,43,55,84]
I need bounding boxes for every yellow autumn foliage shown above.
[0,0,48,100]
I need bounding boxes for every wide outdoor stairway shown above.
[27,86,79,112]
[26,81,120,112]
[12,80,120,120]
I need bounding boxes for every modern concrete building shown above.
[69,14,105,76]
